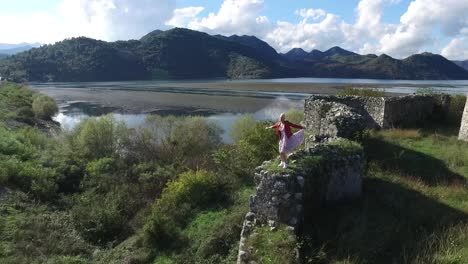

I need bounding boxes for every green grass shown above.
[299,127,468,264]
[244,225,298,264]
[337,87,385,97]
[263,139,363,175]
[365,128,468,183]
[263,159,298,174]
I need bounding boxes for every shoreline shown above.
[33,81,420,115]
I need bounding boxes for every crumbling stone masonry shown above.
[459,96,468,141]
[237,138,364,263]
[304,94,451,139]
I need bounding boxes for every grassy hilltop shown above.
[0,82,467,264]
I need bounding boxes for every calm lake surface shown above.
[31,78,468,142]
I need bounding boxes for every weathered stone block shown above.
[304,100,366,142]
[304,94,450,134]
[459,97,468,141]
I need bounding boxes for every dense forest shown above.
[1,28,468,82]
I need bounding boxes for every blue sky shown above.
[176,0,410,24]
[0,0,467,60]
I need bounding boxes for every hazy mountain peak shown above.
[323,46,356,56]
[286,48,308,55]
[140,29,164,42]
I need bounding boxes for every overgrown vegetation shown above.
[337,87,386,97]
[0,83,277,263]
[300,127,468,264]
[32,94,59,120]
[1,82,466,263]
[244,225,298,264]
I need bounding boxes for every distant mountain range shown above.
[0,28,467,82]
[0,42,41,55]
[453,60,468,71]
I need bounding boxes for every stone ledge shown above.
[237,138,364,263]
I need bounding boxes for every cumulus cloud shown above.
[441,37,468,60]
[295,8,327,22]
[266,13,346,53]
[58,0,176,41]
[0,0,176,43]
[0,12,60,44]
[177,0,271,36]
[165,6,205,28]
[167,0,400,54]
[378,0,468,58]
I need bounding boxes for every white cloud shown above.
[0,0,176,43]
[58,0,176,41]
[377,0,468,57]
[166,0,400,54]
[166,6,205,28]
[182,0,271,36]
[266,13,346,53]
[1,0,467,60]
[441,37,468,60]
[296,8,327,22]
[0,12,60,44]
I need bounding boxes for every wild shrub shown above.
[143,169,230,249]
[0,126,61,200]
[144,115,223,168]
[71,186,140,245]
[447,94,467,126]
[285,108,304,125]
[31,94,58,120]
[0,191,94,263]
[73,115,130,160]
[231,116,278,161]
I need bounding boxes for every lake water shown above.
[53,98,302,143]
[32,78,468,142]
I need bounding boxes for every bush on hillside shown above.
[73,115,130,161]
[285,108,304,125]
[144,115,223,168]
[32,94,58,120]
[143,169,230,249]
[0,126,61,200]
[237,120,278,166]
[71,186,141,245]
[447,94,467,126]
[0,192,94,263]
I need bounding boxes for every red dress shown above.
[271,121,305,153]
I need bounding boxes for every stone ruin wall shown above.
[459,96,468,141]
[237,93,461,263]
[382,95,446,128]
[304,95,385,129]
[237,140,364,263]
[304,94,451,138]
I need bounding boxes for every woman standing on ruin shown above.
[266,113,305,168]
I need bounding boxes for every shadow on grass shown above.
[300,178,468,264]
[363,137,466,185]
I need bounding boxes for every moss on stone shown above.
[244,225,297,264]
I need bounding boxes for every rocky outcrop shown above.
[459,97,468,141]
[237,138,364,264]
